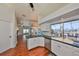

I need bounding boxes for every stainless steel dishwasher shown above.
[44,37,51,50]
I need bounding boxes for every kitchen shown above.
[0,3,79,56]
[21,3,79,56]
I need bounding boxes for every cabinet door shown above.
[27,38,37,50]
[54,41,62,55]
[51,41,62,55]
[37,37,45,47]
[0,21,10,52]
[62,44,79,56]
[27,37,45,50]
[56,42,79,56]
[57,42,74,56]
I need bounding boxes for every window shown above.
[72,20,79,31]
[64,22,72,38]
[64,22,72,32]
[51,24,61,32]
[51,20,79,41]
[51,23,62,37]
[64,20,79,40]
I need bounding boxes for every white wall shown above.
[40,23,51,36]
[0,21,11,53]
[22,20,30,26]
[10,12,17,48]
[40,23,50,31]
[0,4,17,53]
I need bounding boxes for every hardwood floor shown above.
[0,35,49,56]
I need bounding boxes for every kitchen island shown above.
[27,37,45,50]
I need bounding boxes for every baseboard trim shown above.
[0,47,10,53]
[0,41,17,54]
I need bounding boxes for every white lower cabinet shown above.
[57,42,74,56]
[37,37,44,47]
[27,37,44,50]
[51,40,79,56]
[51,41,62,55]
[27,38,38,50]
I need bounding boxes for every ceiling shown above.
[13,3,69,21]
[33,3,69,19]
